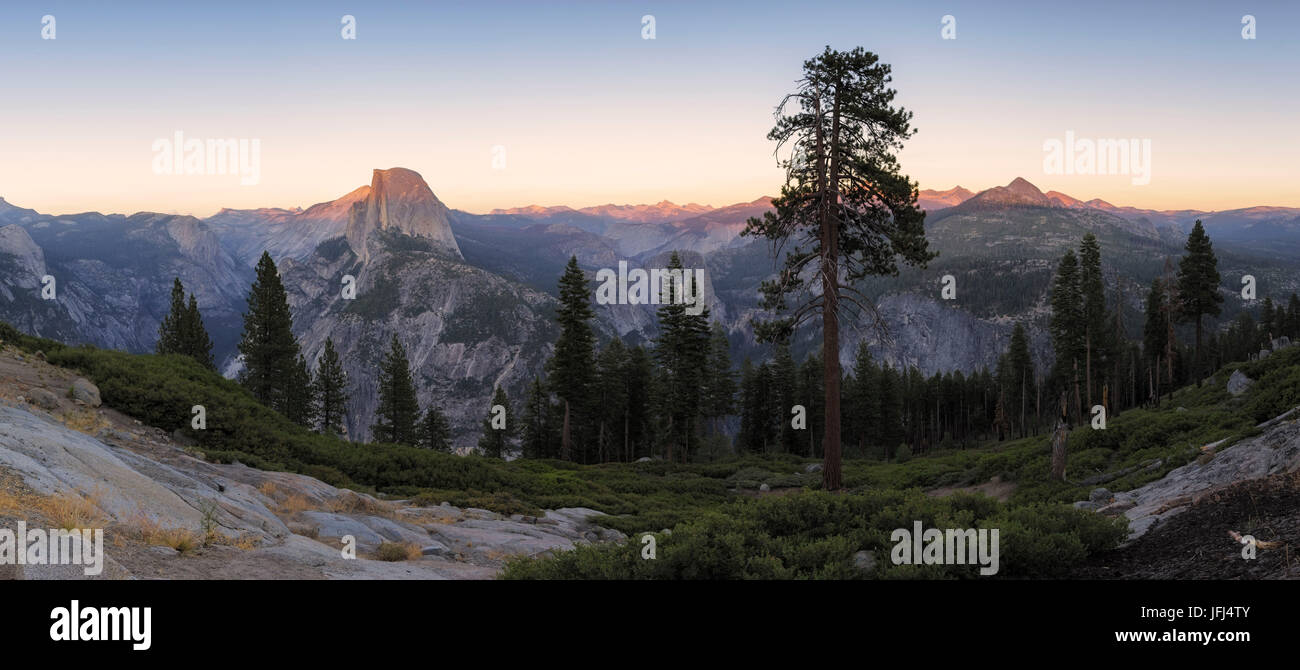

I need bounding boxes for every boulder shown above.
[1227,370,1253,396]
[804,463,823,473]
[70,378,101,407]
[853,550,877,572]
[27,387,59,410]
[1089,487,1112,503]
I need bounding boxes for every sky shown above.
[0,0,1296,217]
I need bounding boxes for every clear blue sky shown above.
[0,0,1295,216]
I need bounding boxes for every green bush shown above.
[501,490,1126,580]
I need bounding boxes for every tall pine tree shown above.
[313,337,349,436]
[1175,220,1223,382]
[238,253,301,412]
[371,334,419,445]
[547,256,596,461]
[158,277,215,370]
[478,386,514,458]
[742,47,935,489]
[418,405,452,452]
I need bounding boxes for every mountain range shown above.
[3,172,1299,446]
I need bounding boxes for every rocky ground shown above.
[1074,405,1300,579]
[0,343,625,580]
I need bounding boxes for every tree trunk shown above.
[1050,392,1069,481]
[1050,418,1068,481]
[1194,315,1203,385]
[560,400,571,461]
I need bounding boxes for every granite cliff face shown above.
[281,229,557,446]
[0,213,249,359]
[345,168,461,262]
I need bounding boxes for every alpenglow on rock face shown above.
[345,168,462,261]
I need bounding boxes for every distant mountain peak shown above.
[344,167,461,260]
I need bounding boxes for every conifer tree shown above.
[158,277,215,370]
[520,377,553,459]
[478,386,514,458]
[877,365,904,456]
[1142,278,1169,401]
[743,47,935,489]
[156,278,187,356]
[282,354,318,428]
[1049,249,1084,416]
[702,323,736,436]
[314,337,349,436]
[1003,323,1035,437]
[594,338,630,463]
[181,294,215,370]
[418,405,452,452]
[848,340,880,452]
[238,252,300,411]
[1175,220,1223,381]
[1078,233,1108,406]
[1287,294,1300,338]
[371,334,419,445]
[652,252,711,461]
[546,256,595,461]
[770,342,798,453]
[622,346,655,460]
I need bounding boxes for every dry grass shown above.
[35,491,107,531]
[127,513,202,554]
[374,541,422,562]
[327,491,396,519]
[280,493,314,516]
[0,488,22,515]
[60,408,110,435]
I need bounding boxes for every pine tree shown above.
[621,346,655,461]
[371,334,419,445]
[181,294,215,370]
[848,340,880,451]
[1003,323,1035,437]
[877,365,904,456]
[742,47,935,489]
[796,351,824,457]
[546,256,596,461]
[238,252,300,411]
[314,338,349,436]
[418,405,452,452]
[594,338,630,463]
[1287,294,1300,339]
[1049,249,1084,413]
[478,386,514,458]
[770,343,798,453]
[282,354,318,428]
[652,252,711,461]
[156,278,187,356]
[1078,234,1108,406]
[1175,220,1223,381]
[520,376,553,459]
[158,278,215,370]
[702,323,736,436]
[1142,278,1169,401]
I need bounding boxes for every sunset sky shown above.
[0,0,1296,217]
